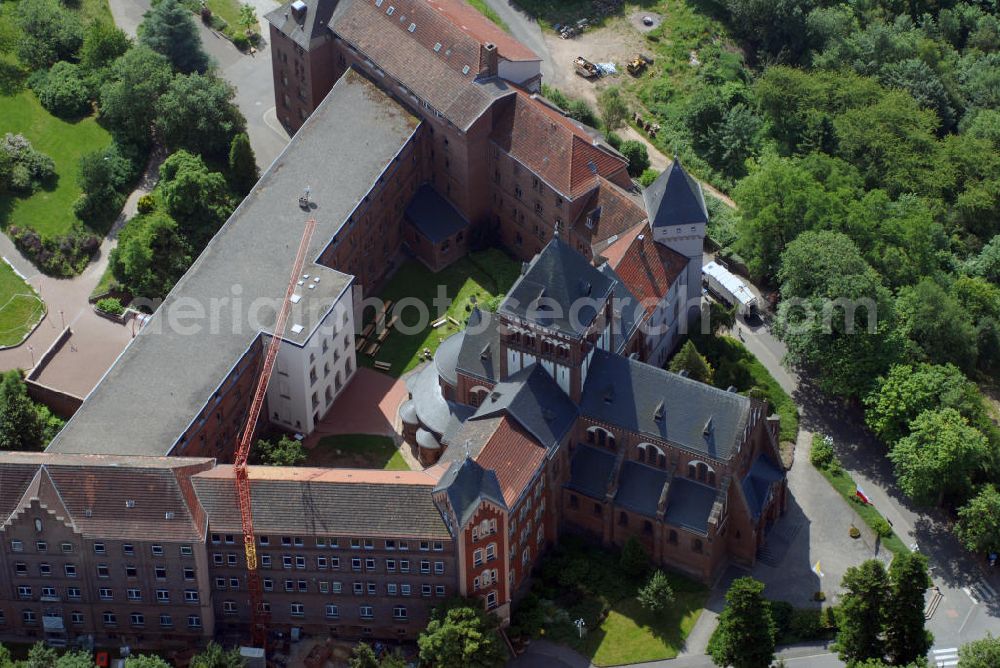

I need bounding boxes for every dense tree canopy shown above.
[156,74,245,158]
[159,150,234,241]
[99,46,173,146]
[885,552,933,665]
[109,211,191,300]
[955,485,1000,555]
[16,0,84,69]
[958,634,1000,668]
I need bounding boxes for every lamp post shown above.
[574,618,586,639]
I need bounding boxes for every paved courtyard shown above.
[306,366,408,440]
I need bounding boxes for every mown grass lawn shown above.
[308,434,409,470]
[358,249,520,377]
[0,260,44,347]
[0,91,113,238]
[513,536,708,666]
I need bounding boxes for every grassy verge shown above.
[0,90,113,238]
[688,332,799,443]
[467,0,509,31]
[0,260,44,347]
[811,435,909,557]
[89,264,119,301]
[358,249,519,377]
[309,434,409,470]
[510,0,613,32]
[511,536,708,666]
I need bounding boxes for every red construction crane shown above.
[234,218,317,649]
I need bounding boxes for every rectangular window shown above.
[400,560,410,573]
[151,545,164,557]
[434,561,444,575]
[421,584,432,597]
[420,560,430,574]
[263,578,273,592]
[365,558,376,570]
[259,535,269,546]
[67,587,81,599]
[317,556,327,569]
[230,577,240,590]
[401,584,411,597]
[353,582,363,595]
[160,614,173,627]
[99,588,112,601]
[360,605,374,620]
[436,585,446,597]
[155,566,167,580]
[183,567,195,581]
[11,540,22,552]
[325,604,339,619]
[61,542,73,553]
[290,603,304,617]
[188,615,202,629]
[295,556,306,569]
[122,544,134,556]
[156,589,169,603]
[332,581,343,594]
[393,606,407,620]
[387,583,397,595]
[352,557,362,571]
[180,545,193,557]
[17,585,31,599]
[38,563,51,576]
[184,590,199,603]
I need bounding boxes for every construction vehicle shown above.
[626,54,652,75]
[574,56,599,78]
[703,260,757,316]
[235,218,317,649]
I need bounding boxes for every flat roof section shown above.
[48,69,420,458]
[405,184,470,243]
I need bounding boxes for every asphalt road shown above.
[736,310,1000,648]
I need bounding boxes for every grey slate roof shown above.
[455,308,501,382]
[664,477,717,534]
[48,70,419,457]
[434,330,464,387]
[469,364,577,449]
[265,0,346,50]
[643,159,708,230]
[566,444,617,499]
[615,461,669,518]
[580,350,751,461]
[434,457,506,528]
[193,468,450,539]
[499,236,615,337]
[742,454,785,520]
[406,185,470,243]
[407,363,474,442]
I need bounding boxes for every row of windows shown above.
[213,552,445,575]
[211,535,445,551]
[15,610,200,629]
[15,585,199,603]
[223,600,409,621]
[240,578,448,598]
[10,540,191,557]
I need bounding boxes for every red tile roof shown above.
[474,417,545,507]
[493,92,629,198]
[572,177,649,248]
[603,223,688,316]
[0,453,214,541]
[426,0,539,62]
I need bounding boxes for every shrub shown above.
[231,33,249,50]
[0,134,56,194]
[871,517,892,538]
[96,297,125,316]
[567,99,598,127]
[137,194,156,214]
[810,434,835,469]
[8,226,100,277]
[620,140,650,177]
[639,168,660,187]
[32,61,91,118]
[849,525,861,539]
[813,591,826,602]
[789,608,823,640]
[606,131,623,150]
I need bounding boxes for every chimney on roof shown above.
[480,42,498,78]
[637,233,645,247]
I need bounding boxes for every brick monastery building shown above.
[0,0,787,652]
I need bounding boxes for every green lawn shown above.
[0,91,113,238]
[205,0,243,32]
[308,434,409,470]
[467,0,509,31]
[513,536,708,666]
[0,260,44,347]
[359,249,520,377]
[687,332,799,444]
[816,459,909,557]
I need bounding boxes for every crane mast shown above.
[234,218,316,648]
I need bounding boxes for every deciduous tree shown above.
[16,0,84,69]
[228,132,259,195]
[0,370,44,451]
[955,485,1000,555]
[620,140,650,177]
[885,552,932,665]
[99,46,173,146]
[156,73,246,158]
[888,408,987,506]
[417,603,506,668]
[958,634,1000,668]
[598,85,628,131]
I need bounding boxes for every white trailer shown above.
[702,261,757,315]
